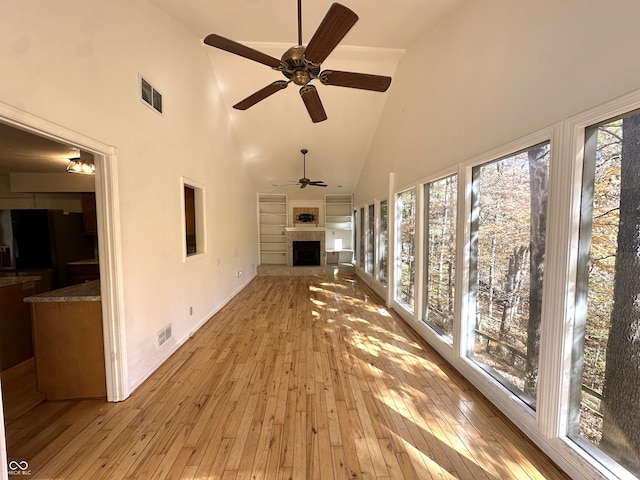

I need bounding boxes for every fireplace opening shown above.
[293,241,321,266]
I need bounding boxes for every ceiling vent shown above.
[140,75,163,114]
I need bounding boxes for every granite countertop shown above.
[24,280,101,303]
[0,276,42,288]
[67,258,99,265]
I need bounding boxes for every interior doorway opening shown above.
[0,102,127,474]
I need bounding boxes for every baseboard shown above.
[127,272,257,395]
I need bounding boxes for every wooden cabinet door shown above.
[82,192,97,236]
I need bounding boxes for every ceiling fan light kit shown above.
[204,1,392,123]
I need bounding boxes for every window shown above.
[396,188,416,311]
[366,204,375,275]
[468,142,550,408]
[570,110,640,475]
[359,207,365,268]
[353,209,357,266]
[423,174,457,341]
[182,179,205,258]
[379,200,388,286]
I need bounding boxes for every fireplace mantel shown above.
[285,227,325,232]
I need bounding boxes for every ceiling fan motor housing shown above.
[281,46,320,86]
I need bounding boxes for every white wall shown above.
[0,0,258,390]
[355,0,640,202]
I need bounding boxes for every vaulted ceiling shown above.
[0,1,464,199]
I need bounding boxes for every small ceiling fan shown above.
[275,149,327,189]
[204,1,392,123]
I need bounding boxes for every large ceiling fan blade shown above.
[303,3,358,65]
[320,70,392,92]
[300,85,327,123]
[233,81,289,110]
[204,34,282,68]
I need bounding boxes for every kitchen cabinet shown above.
[26,281,105,400]
[0,277,38,372]
[81,192,97,235]
[68,260,99,285]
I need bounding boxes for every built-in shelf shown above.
[324,194,353,265]
[258,193,288,265]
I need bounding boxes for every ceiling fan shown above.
[204,1,392,123]
[275,149,327,188]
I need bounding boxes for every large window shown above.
[359,207,365,268]
[366,204,375,275]
[423,174,457,341]
[378,200,388,286]
[570,110,640,475]
[468,142,549,408]
[396,189,416,311]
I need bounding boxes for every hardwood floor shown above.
[4,275,570,479]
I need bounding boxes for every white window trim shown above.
[392,184,417,320]
[415,166,460,351]
[542,89,640,480]
[455,126,558,430]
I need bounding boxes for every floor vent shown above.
[140,75,163,114]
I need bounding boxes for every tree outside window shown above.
[379,200,388,286]
[396,189,416,311]
[468,142,549,408]
[366,204,375,275]
[423,175,457,341]
[571,110,640,476]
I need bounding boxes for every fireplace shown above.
[286,228,325,267]
[293,241,321,266]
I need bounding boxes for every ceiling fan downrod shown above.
[297,0,302,47]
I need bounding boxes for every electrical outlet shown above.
[189,306,193,316]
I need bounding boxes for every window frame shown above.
[393,186,417,316]
[557,93,640,480]
[420,170,459,345]
[453,127,559,442]
[366,203,375,275]
[377,198,389,287]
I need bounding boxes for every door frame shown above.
[0,103,129,412]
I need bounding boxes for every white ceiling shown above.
[0,0,464,199]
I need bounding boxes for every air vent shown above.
[158,324,172,346]
[140,75,163,114]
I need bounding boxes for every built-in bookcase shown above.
[324,194,353,265]
[258,193,287,265]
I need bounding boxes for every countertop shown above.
[67,258,99,265]
[24,280,101,303]
[0,276,42,288]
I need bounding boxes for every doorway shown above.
[0,102,127,473]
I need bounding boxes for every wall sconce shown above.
[66,157,95,175]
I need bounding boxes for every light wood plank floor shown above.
[4,275,570,479]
